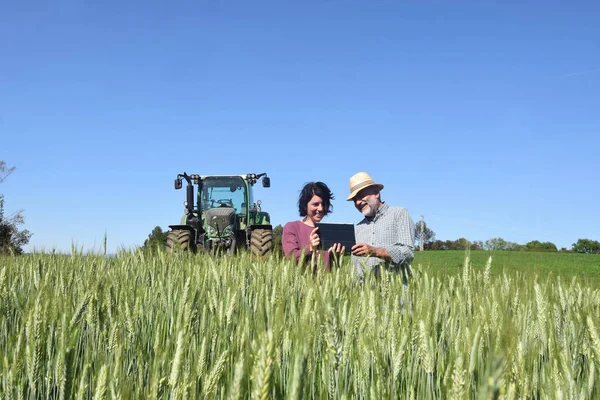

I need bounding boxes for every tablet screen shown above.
[315,222,355,253]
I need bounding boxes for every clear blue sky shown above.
[1,0,598,253]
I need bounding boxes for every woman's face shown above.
[306,195,327,223]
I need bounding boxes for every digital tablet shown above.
[315,222,356,253]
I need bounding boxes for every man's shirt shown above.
[352,202,416,282]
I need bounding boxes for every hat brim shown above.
[346,183,384,201]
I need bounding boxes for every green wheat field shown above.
[1,250,599,399]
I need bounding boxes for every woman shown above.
[282,181,345,271]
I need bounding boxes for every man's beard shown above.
[359,198,378,218]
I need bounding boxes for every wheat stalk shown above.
[169,330,184,388]
[253,331,274,400]
[92,365,107,400]
[229,357,245,400]
[203,349,228,398]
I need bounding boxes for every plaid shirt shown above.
[351,202,416,283]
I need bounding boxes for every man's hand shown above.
[351,243,391,261]
[351,243,374,257]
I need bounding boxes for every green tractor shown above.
[166,172,273,256]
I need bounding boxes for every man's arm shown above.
[383,208,415,266]
[352,208,415,264]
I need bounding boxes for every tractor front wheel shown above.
[226,237,236,256]
[250,229,273,256]
[166,229,196,252]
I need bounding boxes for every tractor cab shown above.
[199,176,247,213]
[199,177,247,246]
[167,172,273,255]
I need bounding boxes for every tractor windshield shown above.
[199,176,247,214]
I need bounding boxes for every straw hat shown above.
[346,172,384,201]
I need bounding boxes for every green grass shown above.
[414,250,600,286]
[0,249,599,398]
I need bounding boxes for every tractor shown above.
[166,172,273,256]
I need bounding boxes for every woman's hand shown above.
[328,243,346,255]
[309,227,320,252]
[328,242,346,267]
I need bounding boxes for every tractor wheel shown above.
[166,229,196,252]
[226,238,236,256]
[250,229,273,256]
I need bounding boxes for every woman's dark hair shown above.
[298,181,335,217]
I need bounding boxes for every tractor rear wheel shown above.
[166,229,196,252]
[250,229,273,256]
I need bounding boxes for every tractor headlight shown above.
[206,225,217,236]
[222,225,234,237]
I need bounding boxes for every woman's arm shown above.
[282,222,310,262]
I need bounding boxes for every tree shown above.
[424,238,482,251]
[0,161,32,255]
[505,241,524,251]
[484,237,508,251]
[525,240,557,252]
[471,240,484,250]
[424,240,448,250]
[142,226,169,251]
[454,237,471,250]
[414,221,435,250]
[272,224,283,254]
[572,238,600,254]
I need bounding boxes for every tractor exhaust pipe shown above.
[186,184,194,215]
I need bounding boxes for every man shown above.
[348,172,416,284]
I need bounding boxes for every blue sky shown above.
[1,0,598,253]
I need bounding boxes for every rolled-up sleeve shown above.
[384,208,415,267]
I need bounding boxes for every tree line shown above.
[142,223,600,254]
[415,222,600,254]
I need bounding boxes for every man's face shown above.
[353,187,379,217]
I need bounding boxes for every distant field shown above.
[413,250,600,285]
